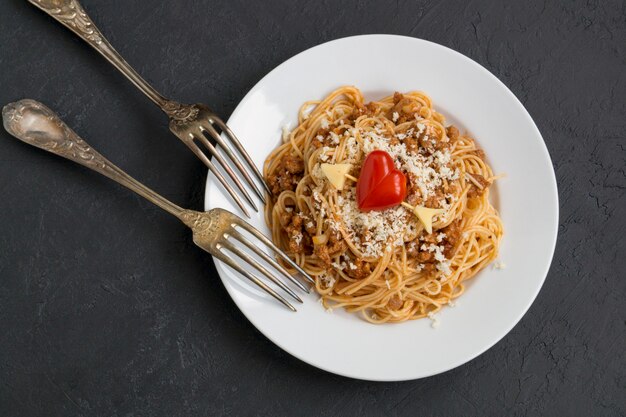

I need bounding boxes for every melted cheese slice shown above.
[320,163,352,190]
[411,206,445,234]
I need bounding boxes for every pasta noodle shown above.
[264,86,503,323]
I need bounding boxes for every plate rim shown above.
[204,34,559,381]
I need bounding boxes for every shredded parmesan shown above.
[319,273,336,288]
[359,128,458,200]
[294,233,302,246]
[493,261,507,270]
[427,312,440,329]
[305,112,460,271]
[281,125,291,142]
[437,260,452,276]
[332,261,348,271]
[336,190,409,258]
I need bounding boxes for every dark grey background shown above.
[1,0,624,416]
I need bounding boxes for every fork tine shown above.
[201,123,266,204]
[228,229,309,293]
[230,217,315,285]
[222,241,302,303]
[192,131,258,211]
[210,116,272,196]
[182,137,252,217]
[213,247,296,311]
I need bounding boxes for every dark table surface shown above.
[1,0,625,416]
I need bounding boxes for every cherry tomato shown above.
[356,150,407,211]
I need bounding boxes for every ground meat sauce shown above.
[313,124,354,148]
[345,257,372,280]
[313,243,330,265]
[274,94,489,287]
[406,173,424,206]
[387,294,403,310]
[405,219,463,275]
[417,125,444,151]
[441,220,462,257]
[473,149,486,159]
[327,230,345,254]
[446,125,460,142]
[404,136,419,154]
[267,153,304,196]
[467,173,491,199]
[313,230,346,268]
[311,128,330,148]
[281,206,347,268]
[423,190,445,209]
[282,211,304,254]
[406,178,447,208]
[284,153,304,173]
[392,92,421,123]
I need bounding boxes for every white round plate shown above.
[204,35,558,381]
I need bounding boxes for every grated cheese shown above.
[305,114,459,274]
[493,261,507,270]
[427,311,440,329]
[337,190,410,258]
[281,125,291,142]
[437,260,452,275]
[319,273,336,288]
[359,128,458,200]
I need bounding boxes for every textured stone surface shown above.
[1,0,625,415]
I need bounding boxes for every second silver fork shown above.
[3,99,311,310]
[29,0,270,217]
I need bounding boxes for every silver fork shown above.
[2,99,311,310]
[28,0,270,217]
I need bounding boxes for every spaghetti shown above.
[264,86,503,323]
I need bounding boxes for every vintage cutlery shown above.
[2,99,312,310]
[28,0,270,217]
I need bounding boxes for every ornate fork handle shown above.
[3,99,311,310]
[28,0,196,122]
[2,99,184,217]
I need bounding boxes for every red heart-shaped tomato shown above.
[356,150,407,211]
